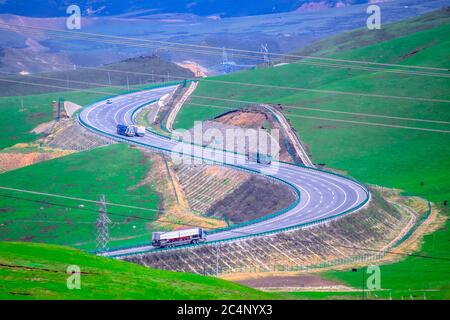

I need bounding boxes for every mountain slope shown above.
[0,55,194,96]
[0,0,367,18]
[174,8,450,206]
[294,7,450,57]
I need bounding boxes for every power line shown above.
[199,78,450,104]
[184,102,450,134]
[0,186,161,213]
[1,22,448,73]
[2,26,448,79]
[0,191,449,263]
[0,78,129,96]
[1,76,448,134]
[27,59,450,82]
[3,70,448,127]
[2,66,449,105]
[189,95,450,125]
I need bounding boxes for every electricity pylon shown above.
[96,194,111,253]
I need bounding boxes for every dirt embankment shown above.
[231,274,349,292]
[0,143,73,173]
[214,108,303,163]
[133,148,227,230]
[176,61,209,77]
[124,187,427,277]
[207,175,298,223]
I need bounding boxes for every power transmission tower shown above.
[261,43,270,66]
[96,194,111,253]
[222,47,231,74]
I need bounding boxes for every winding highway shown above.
[78,86,370,257]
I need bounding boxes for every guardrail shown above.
[79,84,370,257]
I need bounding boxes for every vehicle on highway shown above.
[116,124,135,137]
[152,228,206,248]
[116,124,146,137]
[106,99,113,104]
[134,125,146,137]
[248,152,272,165]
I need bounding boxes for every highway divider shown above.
[78,84,370,257]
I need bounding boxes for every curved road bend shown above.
[79,86,369,257]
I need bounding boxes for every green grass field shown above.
[0,9,448,300]
[319,216,450,300]
[0,241,277,300]
[0,81,181,150]
[0,88,123,150]
[175,15,450,206]
[173,11,450,298]
[0,144,162,251]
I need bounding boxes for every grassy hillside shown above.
[294,7,450,57]
[0,89,114,150]
[0,81,179,150]
[0,144,162,250]
[174,12,450,206]
[321,217,450,300]
[173,10,450,298]
[0,241,276,299]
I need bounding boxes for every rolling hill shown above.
[1,0,448,74]
[0,241,278,299]
[172,8,450,297]
[0,55,195,97]
[174,8,450,206]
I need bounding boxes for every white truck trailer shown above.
[133,125,146,137]
[152,228,206,248]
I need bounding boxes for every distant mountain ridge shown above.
[0,0,369,18]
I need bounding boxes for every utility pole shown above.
[215,244,220,277]
[107,71,111,87]
[126,73,130,91]
[362,268,365,300]
[96,194,111,253]
[55,97,64,121]
[20,98,25,112]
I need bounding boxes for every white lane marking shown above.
[82,88,369,245]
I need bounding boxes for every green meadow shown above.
[174,10,450,298]
[0,144,160,250]
[0,241,277,300]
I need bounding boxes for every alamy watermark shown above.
[66,265,81,290]
[170,121,281,175]
[66,4,81,30]
[366,265,381,291]
[367,5,381,30]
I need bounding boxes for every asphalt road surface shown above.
[79,86,370,257]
